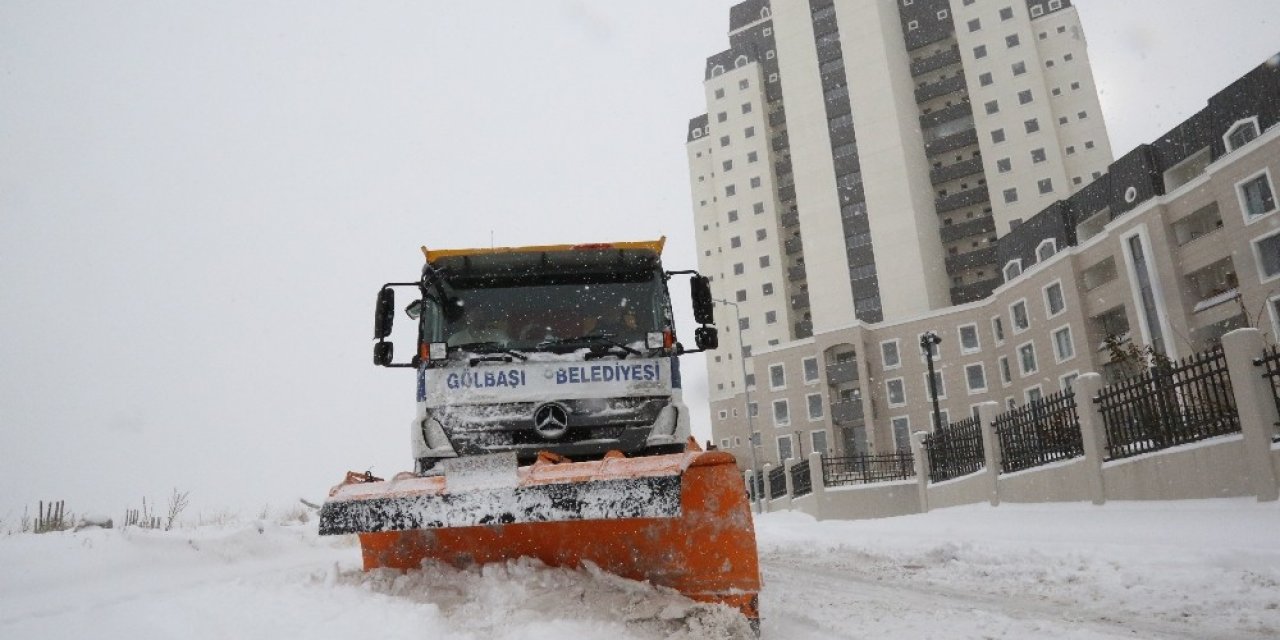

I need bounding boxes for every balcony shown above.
[772,132,789,152]
[791,292,810,310]
[826,361,858,385]
[784,237,804,255]
[925,128,979,157]
[935,185,990,214]
[911,46,961,77]
[778,185,796,203]
[949,278,1001,305]
[775,158,793,177]
[930,156,984,185]
[914,73,966,103]
[831,400,864,426]
[788,265,807,281]
[768,107,787,128]
[919,101,973,129]
[781,211,799,227]
[794,319,813,339]
[940,216,996,243]
[944,245,998,274]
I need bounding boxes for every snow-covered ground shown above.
[2,499,1278,639]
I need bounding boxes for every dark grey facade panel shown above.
[1024,0,1073,20]
[686,114,709,144]
[1105,145,1163,218]
[996,200,1071,271]
[729,0,772,32]
[896,0,953,51]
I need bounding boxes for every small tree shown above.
[165,488,191,531]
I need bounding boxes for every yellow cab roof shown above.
[422,236,665,264]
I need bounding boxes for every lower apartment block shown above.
[711,61,1280,468]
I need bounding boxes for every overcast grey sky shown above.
[1,1,1277,521]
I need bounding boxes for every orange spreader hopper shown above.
[318,444,761,626]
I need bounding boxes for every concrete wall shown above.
[1102,436,1253,501]
[926,471,990,509]
[998,457,1092,503]
[817,481,921,520]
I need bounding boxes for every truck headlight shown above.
[646,332,665,349]
[428,342,448,360]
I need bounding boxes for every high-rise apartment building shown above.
[688,0,1114,460]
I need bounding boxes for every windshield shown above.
[424,272,668,353]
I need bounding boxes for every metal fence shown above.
[922,415,985,483]
[1257,345,1280,440]
[1095,346,1240,460]
[747,473,764,502]
[820,452,915,486]
[768,466,787,499]
[790,459,812,497]
[993,388,1083,473]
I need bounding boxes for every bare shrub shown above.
[165,488,191,531]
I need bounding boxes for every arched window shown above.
[1003,259,1023,282]
[1036,239,1057,262]
[760,7,771,19]
[734,55,749,68]
[711,65,725,77]
[1224,117,1260,152]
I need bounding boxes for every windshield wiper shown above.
[452,341,528,361]
[537,334,642,357]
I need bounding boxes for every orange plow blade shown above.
[319,450,760,624]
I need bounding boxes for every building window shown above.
[882,339,901,369]
[736,289,747,302]
[1000,356,1012,385]
[980,72,993,86]
[1012,61,1026,75]
[1026,386,1043,404]
[907,20,919,31]
[1006,34,1020,48]
[958,324,980,353]
[1065,145,1075,154]
[1025,118,1039,133]
[1045,281,1066,317]
[1085,140,1095,149]
[1004,260,1022,282]
[723,160,733,172]
[1036,239,1057,262]
[756,228,767,241]
[1031,5,1044,17]
[811,430,828,455]
[1053,326,1075,362]
[744,126,756,138]
[937,9,948,19]
[1038,178,1054,194]
[1063,53,1073,62]
[717,112,728,123]
[763,283,775,296]
[718,410,727,420]
[966,363,987,393]
[725,185,736,197]
[753,201,765,214]
[748,151,759,163]
[750,176,762,188]
[733,262,745,275]
[714,88,725,99]
[730,236,742,248]
[1003,187,1018,203]
[985,100,999,115]
[997,158,1012,173]
[769,363,786,390]
[807,394,824,420]
[1225,118,1260,152]
[1254,230,1280,282]
[886,378,906,407]
[1018,89,1033,104]
[1049,0,1062,9]
[719,135,730,147]
[759,255,771,268]
[1000,6,1014,20]
[1011,299,1030,331]
[776,433,792,459]
[892,417,911,452]
[974,44,987,59]
[1269,294,1280,339]
[1237,169,1277,222]
[992,316,1005,343]
[765,309,777,322]
[728,210,739,222]
[1031,148,1047,163]
[741,102,753,114]
[739,78,750,90]
[992,128,1006,143]
[1018,342,1038,375]
[803,357,820,383]
[968,18,981,32]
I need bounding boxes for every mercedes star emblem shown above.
[532,403,570,439]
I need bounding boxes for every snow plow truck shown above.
[318,237,761,627]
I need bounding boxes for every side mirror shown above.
[695,326,719,351]
[374,288,395,339]
[690,275,714,325]
[373,341,394,366]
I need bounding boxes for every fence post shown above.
[780,458,796,511]
[761,463,774,513]
[743,470,758,514]
[1073,372,1109,505]
[1222,328,1280,502]
[807,451,825,520]
[976,401,1002,506]
[911,430,930,513]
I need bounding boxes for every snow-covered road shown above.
[2,499,1278,639]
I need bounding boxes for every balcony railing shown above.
[791,292,810,310]
[920,101,973,129]
[925,128,979,157]
[788,265,807,281]
[831,400,864,425]
[940,216,996,243]
[944,245,998,274]
[914,73,966,103]
[781,211,799,227]
[784,237,804,255]
[949,278,1001,305]
[930,157,984,185]
[911,46,961,77]
[935,185,990,214]
[826,361,858,385]
[795,319,813,339]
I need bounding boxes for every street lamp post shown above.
[715,298,764,513]
[920,331,944,432]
